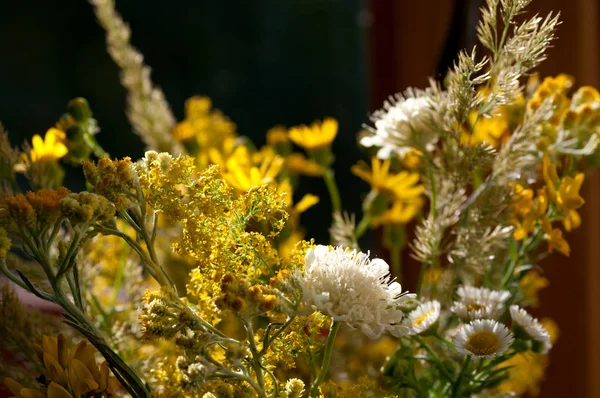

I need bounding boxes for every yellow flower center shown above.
[466,303,485,312]
[413,310,434,327]
[466,330,500,356]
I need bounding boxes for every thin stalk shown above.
[243,319,265,394]
[354,215,371,240]
[310,321,340,397]
[414,335,454,383]
[452,355,472,398]
[323,169,342,213]
[391,243,402,282]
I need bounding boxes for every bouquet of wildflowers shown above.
[1,0,598,396]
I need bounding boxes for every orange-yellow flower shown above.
[30,128,68,162]
[4,334,119,398]
[542,218,570,256]
[288,118,338,151]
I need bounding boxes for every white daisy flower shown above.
[509,305,552,354]
[454,319,514,359]
[361,90,437,159]
[450,285,510,321]
[450,301,497,321]
[297,245,415,339]
[404,300,441,335]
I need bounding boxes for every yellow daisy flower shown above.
[371,199,423,226]
[351,157,424,201]
[223,147,283,192]
[288,117,338,151]
[30,128,68,162]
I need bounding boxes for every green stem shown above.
[310,321,340,397]
[243,320,265,394]
[414,336,454,383]
[323,169,342,213]
[416,262,428,297]
[452,355,472,398]
[355,215,371,240]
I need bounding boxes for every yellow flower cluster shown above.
[4,334,120,398]
[510,153,585,257]
[172,96,237,168]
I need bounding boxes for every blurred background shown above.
[0,0,598,396]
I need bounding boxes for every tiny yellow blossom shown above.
[30,128,68,162]
[542,218,570,256]
[351,157,424,201]
[401,149,422,169]
[557,173,585,211]
[288,117,338,151]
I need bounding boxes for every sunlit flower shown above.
[557,173,585,211]
[222,146,284,192]
[351,158,424,201]
[454,319,514,359]
[288,118,338,151]
[297,245,415,339]
[404,300,441,335]
[30,128,68,162]
[510,305,552,354]
[361,93,435,158]
[4,334,119,398]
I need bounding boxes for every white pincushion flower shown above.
[404,300,441,335]
[450,285,510,320]
[297,245,415,339]
[361,91,437,159]
[454,319,514,359]
[509,305,552,354]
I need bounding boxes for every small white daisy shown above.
[509,305,552,354]
[451,285,510,320]
[404,300,441,335]
[450,301,497,321]
[454,319,514,359]
[360,90,437,159]
[297,245,415,339]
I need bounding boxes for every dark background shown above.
[0,0,369,244]
[2,0,600,396]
